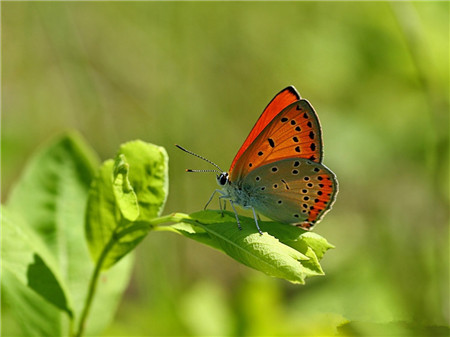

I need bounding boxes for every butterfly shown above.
[177,86,338,234]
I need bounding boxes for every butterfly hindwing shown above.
[240,158,337,228]
[230,99,323,181]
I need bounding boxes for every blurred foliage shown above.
[2,1,449,336]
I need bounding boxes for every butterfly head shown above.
[216,172,229,186]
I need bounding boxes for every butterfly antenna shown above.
[186,169,219,173]
[175,145,223,173]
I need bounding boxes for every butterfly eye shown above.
[217,173,229,186]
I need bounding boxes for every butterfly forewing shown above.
[229,86,300,174]
[241,158,337,227]
[230,100,323,181]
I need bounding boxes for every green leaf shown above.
[297,232,335,260]
[119,140,169,222]
[2,271,66,337]
[1,207,73,318]
[168,222,223,251]
[169,210,333,284]
[113,154,139,221]
[251,222,334,277]
[85,159,118,263]
[6,132,99,254]
[86,141,168,270]
[5,132,134,336]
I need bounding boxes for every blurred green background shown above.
[2,1,449,336]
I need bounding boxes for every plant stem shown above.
[68,314,74,337]
[73,212,188,337]
[147,212,190,226]
[74,237,116,337]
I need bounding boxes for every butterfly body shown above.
[178,86,338,233]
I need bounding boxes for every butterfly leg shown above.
[218,196,228,217]
[251,207,263,235]
[217,197,223,216]
[204,189,221,210]
[218,197,228,217]
[229,201,243,231]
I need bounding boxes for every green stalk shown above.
[74,237,116,337]
[73,212,188,337]
[147,212,190,226]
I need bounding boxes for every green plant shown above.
[1,132,333,337]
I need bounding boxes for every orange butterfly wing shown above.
[229,86,300,174]
[229,99,323,181]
